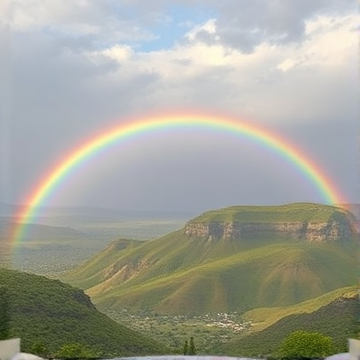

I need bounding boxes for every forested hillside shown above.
[0,268,168,357]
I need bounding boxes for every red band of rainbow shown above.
[12,114,346,249]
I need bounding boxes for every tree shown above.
[0,286,10,340]
[183,340,188,355]
[188,337,196,355]
[183,337,196,355]
[30,340,48,358]
[56,343,101,359]
[278,330,335,359]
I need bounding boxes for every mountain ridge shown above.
[184,202,356,242]
[62,203,358,315]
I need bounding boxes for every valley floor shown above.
[105,310,252,354]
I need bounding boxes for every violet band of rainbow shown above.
[12,114,345,250]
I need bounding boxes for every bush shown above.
[278,330,335,359]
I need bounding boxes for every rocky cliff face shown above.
[184,216,355,243]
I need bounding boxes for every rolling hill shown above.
[215,286,360,357]
[62,203,358,315]
[0,268,168,357]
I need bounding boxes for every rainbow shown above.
[12,114,345,248]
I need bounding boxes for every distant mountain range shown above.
[0,219,86,240]
[2,201,359,221]
[62,203,358,316]
[0,204,192,274]
[0,202,195,220]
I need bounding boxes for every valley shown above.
[103,285,359,355]
[1,202,359,357]
[106,309,252,353]
[1,209,190,275]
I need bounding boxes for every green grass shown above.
[191,203,354,223]
[64,238,357,315]
[63,238,144,289]
[242,285,358,332]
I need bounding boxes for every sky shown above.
[0,0,359,213]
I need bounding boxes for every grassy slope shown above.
[242,285,358,332]
[64,236,357,315]
[191,202,355,223]
[62,203,358,315]
[215,287,360,357]
[0,268,168,357]
[65,238,144,289]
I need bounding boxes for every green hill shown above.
[62,203,358,315]
[191,202,355,223]
[242,286,359,332]
[215,286,360,357]
[0,268,168,357]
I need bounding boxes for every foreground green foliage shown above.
[0,268,168,357]
[55,342,101,359]
[278,331,335,359]
[29,340,48,358]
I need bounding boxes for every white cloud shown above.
[186,18,217,41]
[0,0,12,23]
[91,12,357,124]
[102,45,133,62]
[303,14,358,68]
[7,0,154,47]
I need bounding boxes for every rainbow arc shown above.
[12,114,345,249]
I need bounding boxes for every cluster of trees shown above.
[180,331,336,358]
[183,336,196,355]
[29,341,101,359]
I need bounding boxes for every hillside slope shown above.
[0,268,168,357]
[215,287,359,357]
[63,203,358,315]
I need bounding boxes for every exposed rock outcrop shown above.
[184,212,355,243]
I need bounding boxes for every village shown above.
[106,309,253,352]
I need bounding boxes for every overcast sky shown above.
[0,0,358,213]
